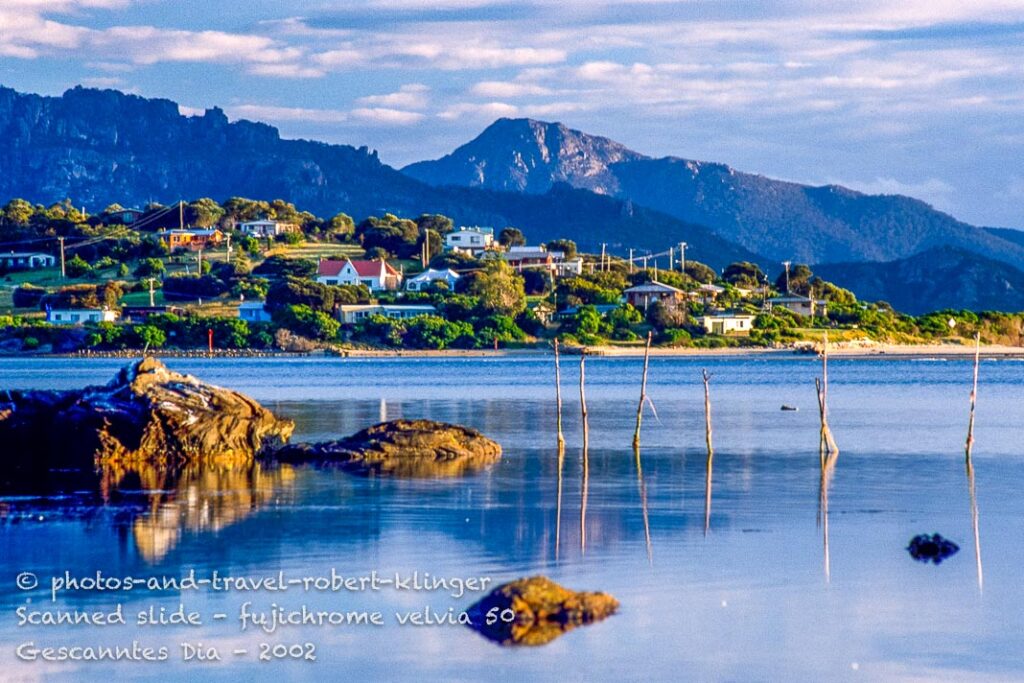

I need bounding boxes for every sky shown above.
[1,0,1023,227]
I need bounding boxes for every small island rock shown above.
[467,576,619,646]
[271,419,501,477]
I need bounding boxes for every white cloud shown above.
[470,81,553,97]
[350,107,426,125]
[356,84,430,109]
[438,101,520,120]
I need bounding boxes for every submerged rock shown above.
[271,419,502,477]
[467,576,619,646]
[907,533,960,564]
[0,357,294,491]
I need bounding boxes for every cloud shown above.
[470,80,553,97]
[350,107,426,125]
[356,84,430,109]
[438,101,520,120]
[830,176,957,211]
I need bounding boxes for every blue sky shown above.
[1,0,1023,227]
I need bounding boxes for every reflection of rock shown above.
[0,358,294,491]
[272,419,502,478]
[467,576,618,646]
[132,464,297,563]
[907,533,960,565]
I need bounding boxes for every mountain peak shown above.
[403,117,647,195]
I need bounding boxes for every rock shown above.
[0,357,293,491]
[467,576,618,646]
[907,533,960,564]
[271,419,501,477]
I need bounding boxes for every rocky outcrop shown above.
[467,576,619,646]
[907,533,960,565]
[0,357,293,491]
[271,419,501,477]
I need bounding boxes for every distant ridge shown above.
[404,118,1024,269]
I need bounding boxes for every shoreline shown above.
[4,341,1023,360]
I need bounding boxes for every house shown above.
[103,208,145,225]
[623,281,685,310]
[238,219,300,238]
[406,268,460,291]
[0,252,56,270]
[504,246,558,271]
[237,301,273,323]
[316,259,402,291]
[700,312,756,335]
[445,226,494,254]
[768,293,827,318]
[157,229,224,251]
[555,257,584,277]
[530,301,556,325]
[337,304,437,324]
[45,307,119,325]
[688,283,726,303]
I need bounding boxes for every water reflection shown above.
[130,464,298,562]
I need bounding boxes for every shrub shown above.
[12,284,45,308]
[134,258,166,278]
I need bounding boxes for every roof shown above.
[157,228,221,237]
[698,283,726,292]
[318,259,399,278]
[624,280,684,294]
[702,312,756,319]
[450,226,494,235]
[769,294,814,302]
[408,268,459,281]
[0,252,53,258]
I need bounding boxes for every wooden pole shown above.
[555,338,565,452]
[818,334,839,460]
[966,332,980,462]
[632,330,653,449]
[702,368,714,535]
[580,353,589,554]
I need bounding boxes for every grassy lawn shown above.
[265,243,364,260]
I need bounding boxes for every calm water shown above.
[1,355,1022,681]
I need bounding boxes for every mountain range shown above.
[2,84,1023,311]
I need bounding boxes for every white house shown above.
[46,308,119,325]
[337,304,437,324]
[406,268,460,291]
[238,220,300,238]
[0,252,56,270]
[700,312,756,335]
[237,301,273,323]
[317,259,402,291]
[445,227,494,254]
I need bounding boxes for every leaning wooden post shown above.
[818,334,839,460]
[632,330,653,449]
[554,338,565,453]
[965,332,981,463]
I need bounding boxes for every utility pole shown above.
[669,246,674,271]
[147,278,155,307]
[679,242,687,274]
[643,255,648,270]
[198,248,203,274]
[226,234,231,264]
[58,237,66,279]
[783,260,792,293]
[600,243,607,272]
[628,248,634,274]
[179,200,184,230]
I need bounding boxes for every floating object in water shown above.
[907,533,959,564]
[780,405,798,411]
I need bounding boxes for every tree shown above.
[65,254,92,278]
[415,214,454,236]
[187,198,225,227]
[544,239,577,260]
[134,258,166,278]
[273,304,340,341]
[498,227,526,248]
[647,300,686,329]
[684,260,716,284]
[328,212,355,239]
[2,199,33,226]
[775,263,813,294]
[464,260,527,317]
[356,214,420,258]
[723,261,765,288]
[403,315,474,349]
